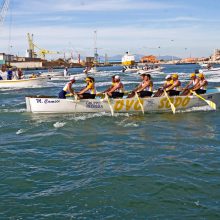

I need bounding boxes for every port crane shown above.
[27,33,60,59]
[0,0,9,26]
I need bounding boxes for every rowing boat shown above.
[0,77,48,88]
[25,88,220,114]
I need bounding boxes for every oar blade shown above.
[207,100,216,110]
[170,103,176,114]
[191,90,217,110]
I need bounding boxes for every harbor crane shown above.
[27,33,60,59]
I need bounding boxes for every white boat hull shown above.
[123,68,140,73]
[0,78,48,88]
[137,67,163,74]
[25,90,220,114]
[46,71,64,76]
[202,67,220,72]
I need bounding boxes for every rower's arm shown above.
[78,84,91,94]
[183,81,192,90]
[103,85,113,93]
[68,84,75,95]
[193,81,207,91]
[108,84,121,93]
[163,82,172,89]
[133,84,141,92]
[166,81,179,91]
[136,81,149,92]
[191,79,200,90]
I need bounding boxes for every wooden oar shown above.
[105,93,114,116]
[164,90,176,114]
[191,90,216,110]
[135,92,144,115]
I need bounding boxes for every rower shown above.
[103,75,116,93]
[0,65,7,80]
[17,68,24,79]
[77,77,96,99]
[64,67,68,77]
[154,74,173,97]
[181,73,200,96]
[191,71,208,94]
[107,75,124,98]
[128,73,153,98]
[58,76,76,99]
[7,68,13,80]
[165,73,181,96]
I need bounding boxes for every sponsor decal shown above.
[35,99,60,104]
[86,101,103,109]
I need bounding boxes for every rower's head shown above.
[165,74,172,81]
[140,73,146,80]
[195,69,199,74]
[190,73,196,79]
[85,77,95,84]
[198,73,205,79]
[146,74,151,80]
[114,75,120,82]
[172,73,178,80]
[112,75,116,82]
[69,76,76,83]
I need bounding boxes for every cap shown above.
[114,75,120,80]
[85,77,90,81]
[69,76,75,81]
[165,74,171,80]
[172,73,178,79]
[198,73,204,78]
[190,73,196,78]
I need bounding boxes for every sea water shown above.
[0,64,220,219]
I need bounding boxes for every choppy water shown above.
[1,64,220,219]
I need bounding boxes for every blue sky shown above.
[1,0,220,58]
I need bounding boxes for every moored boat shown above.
[25,88,220,114]
[0,77,48,88]
[137,67,164,74]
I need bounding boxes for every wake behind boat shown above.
[25,88,220,114]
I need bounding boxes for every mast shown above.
[0,0,10,26]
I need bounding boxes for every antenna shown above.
[94,30,98,65]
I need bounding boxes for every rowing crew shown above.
[59,71,208,99]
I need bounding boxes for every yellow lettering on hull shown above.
[158,96,191,109]
[113,99,144,111]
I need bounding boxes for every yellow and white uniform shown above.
[86,82,96,94]
[114,82,124,93]
[143,81,153,92]
[199,79,207,90]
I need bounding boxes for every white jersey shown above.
[64,69,68,77]
[0,71,7,80]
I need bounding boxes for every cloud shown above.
[1,24,219,57]
[1,0,219,58]
[13,0,180,14]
